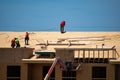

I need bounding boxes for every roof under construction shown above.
[0,32,120,80]
[1,32,120,59]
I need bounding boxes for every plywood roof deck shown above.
[0,32,120,61]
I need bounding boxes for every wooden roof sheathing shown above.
[0,32,120,61]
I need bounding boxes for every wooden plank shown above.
[55,48,116,50]
[93,50,95,63]
[103,50,105,63]
[83,50,85,62]
[88,50,90,63]
[108,50,109,60]
[78,50,80,63]
[22,58,54,63]
[98,50,100,62]
[36,43,86,46]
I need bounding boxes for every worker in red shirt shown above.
[60,21,66,33]
[11,38,16,48]
[25,32,29,45]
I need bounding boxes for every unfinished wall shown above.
[0,48,34,63]
[55,48,74,62]
[54,63,115,80]
[0,48,34,80]
[21,63,28,80]
[25,63,52,80]
[76,63,115,80]
[55,63,62,80]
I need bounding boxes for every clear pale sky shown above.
[0,0,120,31]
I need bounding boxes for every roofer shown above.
[25,32,29,45]
[60,21,66,33]
[15,38,20,48]
[11,38,16,48]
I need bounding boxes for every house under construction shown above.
[0,32,120,80]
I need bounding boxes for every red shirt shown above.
[11,38,15,44]
[60,21,65,26]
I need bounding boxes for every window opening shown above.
[7,66,20,80]
[62,71,76,80]
[92,67,106,80]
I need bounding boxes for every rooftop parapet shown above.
[0,48,34,63]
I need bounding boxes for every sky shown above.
[0,0,120,31]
